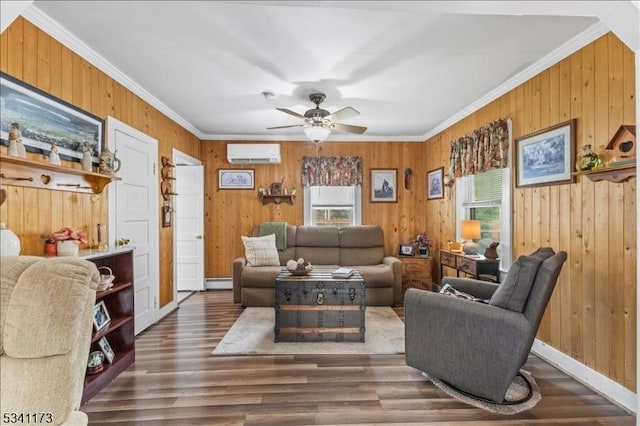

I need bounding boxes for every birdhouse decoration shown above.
[606,125,636,166]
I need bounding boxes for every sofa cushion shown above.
[489,255,542,312]
[241,265,284,288]
[339,225,383,247]
[353,264,394,289]
[241,234,280,266]
[340,247,384,266]
[296,226,339,247]
[295,247,340,265]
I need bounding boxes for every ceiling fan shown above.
[267,93,367,143]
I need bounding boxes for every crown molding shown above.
[422,21,608,142]
[21,5,205,140]
[199,133,425,142]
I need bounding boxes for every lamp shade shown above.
[0,223,21,256]
[461,220,481,240]
[304,124,331,143]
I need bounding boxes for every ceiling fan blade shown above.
[267,124,304,130]
[276,107,305,119]
[332,123,368,134]
[326,106,360,122]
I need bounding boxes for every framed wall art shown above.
[370,168,397,202]
[427,167,444,199]
[0,72,104,164]
[218,169,255,190]
[515,119,576,188]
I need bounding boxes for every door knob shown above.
[195,235,203,239]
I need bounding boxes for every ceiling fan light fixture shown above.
[304,124,331,143]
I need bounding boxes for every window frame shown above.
[455,121,513,274]
[303,186,362,226]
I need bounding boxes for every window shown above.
[456,168,512,272]
[304,186,361,226]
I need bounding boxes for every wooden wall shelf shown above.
[573,163,635,183]
[0,154,113,194]
[259,193,295,205]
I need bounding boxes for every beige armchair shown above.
[1,256,99,426]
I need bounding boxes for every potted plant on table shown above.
[50,226,87,256]
[414,232,433,256]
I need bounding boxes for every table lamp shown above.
[461,220,481,255]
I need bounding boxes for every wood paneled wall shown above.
[424,33,636,391]
[1,18,636,393]
[203,141,427,277]
[0,18,202,307]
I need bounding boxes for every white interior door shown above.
[176,164,204,291]
[107,116,159,335]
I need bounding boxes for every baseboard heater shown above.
[206,278,232,290]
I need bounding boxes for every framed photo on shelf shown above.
[98,336,115,363]
[515,119,576,188]
[93,300,111,332]
[370,168,397,202]
[427,167,444,199]
[218,169,255,190]
[399,243,416,257]
[0,72,104,164]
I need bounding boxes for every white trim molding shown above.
[532,339,637,413]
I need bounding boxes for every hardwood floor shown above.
[82,290,635,425]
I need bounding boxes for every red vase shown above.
[45,242,57,256]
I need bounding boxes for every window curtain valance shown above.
[447,118,509,179]
[302,156,362,186]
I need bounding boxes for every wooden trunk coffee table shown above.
[274,269,365,342]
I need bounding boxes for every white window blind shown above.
[460,168,503,207]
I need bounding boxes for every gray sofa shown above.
[233,225,402,307]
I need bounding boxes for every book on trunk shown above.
[332,267,355,278]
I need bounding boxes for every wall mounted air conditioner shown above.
[227,143,281,164]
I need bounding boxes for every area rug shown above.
[423,369,542,415]
[212,307,404,355]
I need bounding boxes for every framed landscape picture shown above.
[218,169,255,190]
[0,72,104,164]
[427,167,444,199]
[515,119,576,188]
[370,169,397,202]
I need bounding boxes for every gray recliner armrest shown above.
[404,288,531,403]
[441,277,500,300]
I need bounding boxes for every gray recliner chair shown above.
[405,248,567,403]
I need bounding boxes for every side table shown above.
[440,250,500,283]
[399,255,433,293]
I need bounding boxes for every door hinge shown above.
[154,296,157,308]
[153,162,156,175]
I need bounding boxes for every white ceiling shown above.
[27,1,606,142]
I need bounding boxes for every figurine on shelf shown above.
[48,143,61,166]
[81,141,93,172]
[7,122,26,158]
[99,147,121,176]
[484,242,500,259]
[576,144,602,171]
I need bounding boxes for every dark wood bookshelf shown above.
[81,248,135,404]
